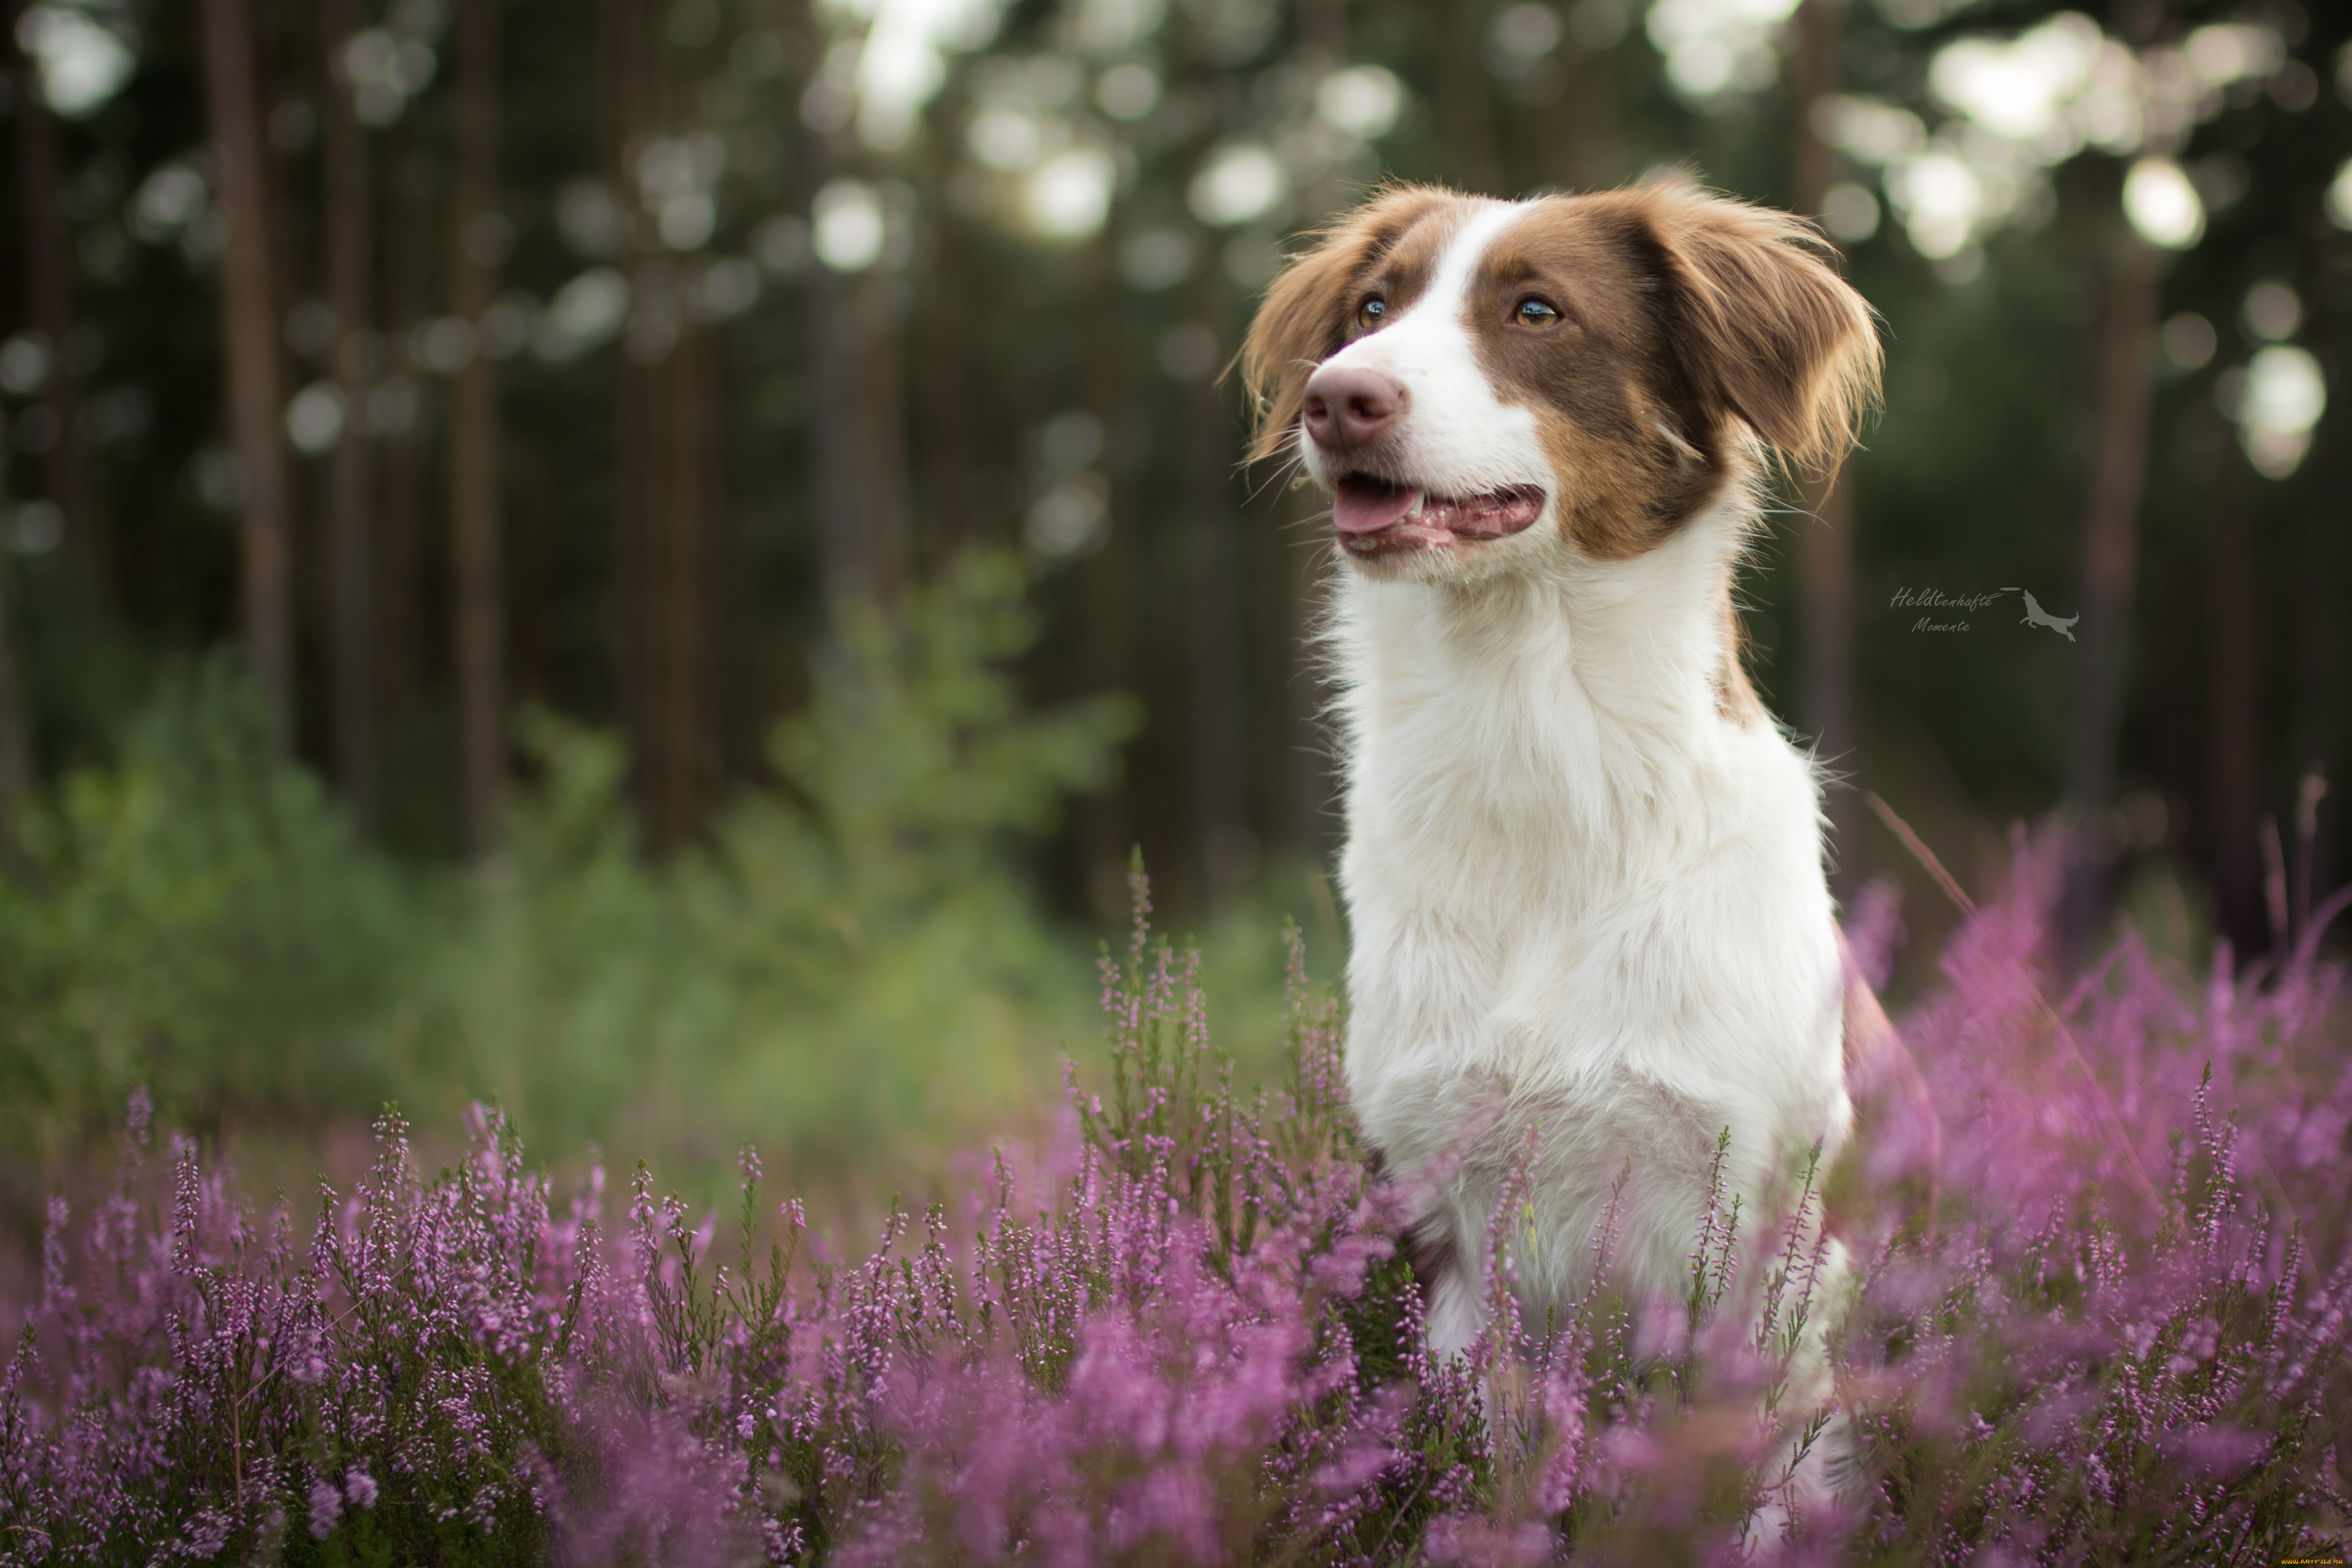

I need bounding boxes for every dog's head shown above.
[1240,181,1881,582]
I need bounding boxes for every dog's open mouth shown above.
[1331,476,1545,555]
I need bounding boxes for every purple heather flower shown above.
[308,1478,343,1538]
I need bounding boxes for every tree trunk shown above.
[598,0,657,834]
[1185,265,1245,907]
[376,140,432,747]
[1789,0,1858,896]
[2207,454,2265,959]
[1,3,58,838]
[0,465,31,850]
[3,0,101,604]
[914,185,973,568]
[1297,0,1345,59]
[1529,0,1618,189]
[852,273,906,614]
[2288,229,2349,927]
[1426,0,1502,193]
[808,260,904,624]
[508,448,551,707]
[449,0,505,853]
[1074,236,1132,913]
[780,0,864,632]
[643,314,723,845]
[323,0,378,827]
[809,260,865,617]
[2061,230,2159,946]
[602,0,719,849]
[600,0,724,850]
[198,0,295,750]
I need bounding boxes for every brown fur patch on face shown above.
[1459,182,1882,559]
[1463,197,1726,559]
[1238,186,1480,463]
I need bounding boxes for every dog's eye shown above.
[1357,296,1387,328]
[1514,297,1561,328]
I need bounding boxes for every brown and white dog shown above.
[1240,180,1930,1504]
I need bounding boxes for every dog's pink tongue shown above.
[1333,478,1424,536]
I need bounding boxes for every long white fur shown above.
[1301,199,1854,1363]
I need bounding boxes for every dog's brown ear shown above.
[1639,182,1882,474]
[1238,185,1450,464]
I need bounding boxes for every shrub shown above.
[406,552,1139,1169]
[0,662,414,1153]
[0,553,1139,1177]
[2,851,2348,1564]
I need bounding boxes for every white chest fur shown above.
[1331,496,1853,1351]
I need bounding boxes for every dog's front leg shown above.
[1397,1186,1498,1362]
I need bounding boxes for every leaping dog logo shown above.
[2002,588,2079,641]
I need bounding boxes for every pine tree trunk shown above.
[377,140,432,749]
[809,262,904,625]
[3,0,101,604]
[809,260,864,616]
[914,190,973,568]
[2287,230,2348,923]
[2061,229,2159,944]
[199,0,296,750]
[2207,454,2265,959]
[852,273,906,614]
[324,0,379,827]
[0,467,30,850]
[599,0,683,845]
[645,314,723,844]
[1074,237,1132,913]
[1426,0,1502,193]
[448,0,506,852]
[449,0,506,853]
[1527,0,1618,189]
[1184,265,1244,908]
[1296,0,1344,61]
[780,0,863,629]
[600,0,724,849]
[507,449,551,707]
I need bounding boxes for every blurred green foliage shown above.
[411,551,1139,1169]
[0,553,1146,1174]
[0,660,414,1147]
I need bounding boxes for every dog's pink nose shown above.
[1302,366,1406,451]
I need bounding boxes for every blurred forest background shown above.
[0,0,2346,1198]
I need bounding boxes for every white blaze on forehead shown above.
[1307,200,1552,503]
[1414,200,1532,328]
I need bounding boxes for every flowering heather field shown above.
[4,853,2350,1565]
